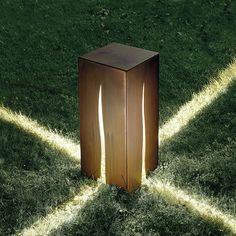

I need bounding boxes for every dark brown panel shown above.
[79,59,101,179]
[102,67,127,189]
[126,68,143,192]
[126,56,158,191]
[144,56,159,173]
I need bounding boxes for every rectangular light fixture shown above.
[79,42,159,192]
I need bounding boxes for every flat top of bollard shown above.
[79,42,158,71]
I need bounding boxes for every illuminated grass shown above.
[0,105,81,162]
[17,184,101,236]
[160,58,236,144]
[146,178,236,235]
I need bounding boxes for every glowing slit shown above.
[141,82,146,183]
[98,85,106,183]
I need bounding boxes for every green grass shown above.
[0,0,236,235]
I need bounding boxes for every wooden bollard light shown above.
[79,43,159,192]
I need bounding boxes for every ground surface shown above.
[0,0,236,235]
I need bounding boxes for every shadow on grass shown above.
[0,121,85,235]
[159,81,236,204]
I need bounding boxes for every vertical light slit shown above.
[141,82,146,183]
[98,85,106,183]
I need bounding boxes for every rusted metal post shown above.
[79,43,159,192]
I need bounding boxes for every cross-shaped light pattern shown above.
[0,58,235,235]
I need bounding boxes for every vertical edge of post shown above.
[125,71,128,191]
[101,67,127,189]
[126,55,159,192]
[157,54,159,167]
[126,65,144,192]
[79,58,102,179]
[144,55,159,173]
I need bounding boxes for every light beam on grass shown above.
[18,184,100,236]
[0,105,81,162]
[160,59,236,144]
[146,178,236,234]
[150,59,236,234]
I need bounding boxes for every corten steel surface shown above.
[79,42,159,192]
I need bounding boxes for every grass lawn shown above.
[0,0,236,235]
